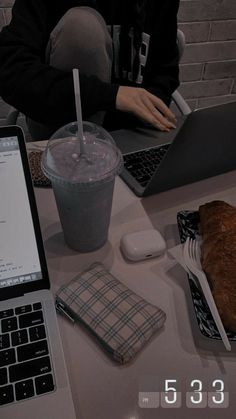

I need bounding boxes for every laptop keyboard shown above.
[0,302,55,406]
[123,143,170,187]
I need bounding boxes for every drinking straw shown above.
[72,68,85,155]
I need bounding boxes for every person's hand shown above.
[116,86,177,131]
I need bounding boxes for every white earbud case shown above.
[120,229,166,261]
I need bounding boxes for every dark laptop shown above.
[0,126,76,419]
[111,101,236,197]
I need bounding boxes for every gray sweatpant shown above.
[27,7,113,140]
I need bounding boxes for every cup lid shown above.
[42,123,123,186]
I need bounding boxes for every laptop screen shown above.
[0,135,42,289]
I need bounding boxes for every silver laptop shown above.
[0,126,76,419]
[111,101,236,196]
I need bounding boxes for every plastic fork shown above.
[183,237,231,351]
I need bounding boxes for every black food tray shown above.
[177,210,236,340]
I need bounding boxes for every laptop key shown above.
[33,302,42,311]
[0,348,16,367]
[1,316,18,333]
[19,311,44,329]
[15,305,32,315]
[9,356,51,382]
[138,175,150,184]
[0,384,14,406]
[0,309,14,320]
[29,325,46,342]
[125,163,142,171]
[17,340,49,362]
[0,334,10,350]
[11,329,28,346]
[35,373,54,395]
[0,367,8,385]
[15,379,34,401]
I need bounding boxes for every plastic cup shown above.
[42,121,123,252]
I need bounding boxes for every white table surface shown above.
[33,160,236,419]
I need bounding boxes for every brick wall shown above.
[0,0,236,124]
[178,0,236,109]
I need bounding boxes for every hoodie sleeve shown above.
[143,0,180,106]
[0,0,118,125]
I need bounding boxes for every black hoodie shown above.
[0,0,180,126]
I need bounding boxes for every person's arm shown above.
[0,0,118,125]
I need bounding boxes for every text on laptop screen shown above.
[0,136,42,288]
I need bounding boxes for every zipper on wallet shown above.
[56,300,75,323]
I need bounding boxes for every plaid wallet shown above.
[55,262,166,364]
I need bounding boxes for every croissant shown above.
[199,200,236,333]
